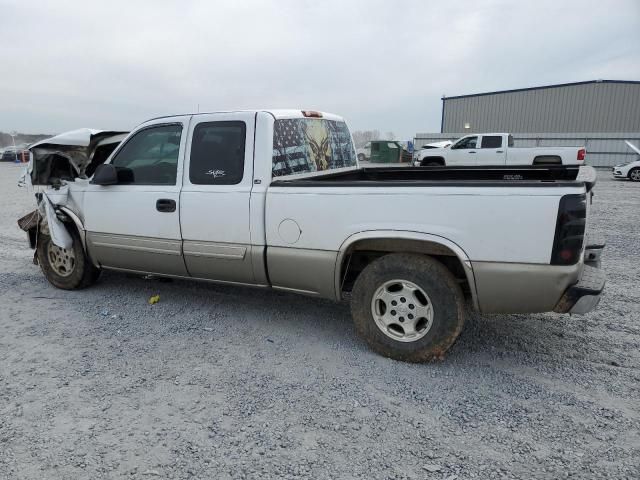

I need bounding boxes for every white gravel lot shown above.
[1,161,639,479]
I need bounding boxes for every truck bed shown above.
[272,165,593,188]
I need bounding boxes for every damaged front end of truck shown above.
[17,129,127,256]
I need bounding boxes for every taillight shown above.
[551,194,586,265]
[577,148,586,161]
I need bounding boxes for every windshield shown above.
[272,118,356,177]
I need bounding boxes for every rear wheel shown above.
[36,227,100,290]
[350,253,465,362]
[629,168,640,182]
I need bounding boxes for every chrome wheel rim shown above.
[631,170,640,181]
[371,279,434,342]
[47,242,75,277]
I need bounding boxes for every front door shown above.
[179,112,258,284]
[84,117,190,276]
[448,135,478,165]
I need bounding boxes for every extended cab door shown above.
[448,135,479,165]
[179,112,260,284]
[476,135,506,165]
[84,117,190,276]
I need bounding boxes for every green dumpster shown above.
[369,141,410,163]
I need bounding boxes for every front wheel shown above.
[36,227,100,290]
[350,253,465,362]
[629,168,640,182]
[358,153,366,162]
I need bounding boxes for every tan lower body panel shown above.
[87,232,188,276]
[183,240,256,284]
[267,247,338,300]
[472,261,581,314]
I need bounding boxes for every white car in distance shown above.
[612,141,640,182]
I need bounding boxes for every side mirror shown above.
[91,164,118,185]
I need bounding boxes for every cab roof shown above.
[144,109,345,123]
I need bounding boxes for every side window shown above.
[451,136,478,150]
[480,136,503,149]
[110,124,182,185]
[508,135,515,147]
[189,121,246,185]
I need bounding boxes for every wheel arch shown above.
[56,206,101,268]
[420,156,445,166]
[57,207,87,249]
[335,231,479,310]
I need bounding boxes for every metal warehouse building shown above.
[415,80,640,167]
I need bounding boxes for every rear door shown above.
[84,117,189,276]
[179,112,259,284]
[477,135,506,165]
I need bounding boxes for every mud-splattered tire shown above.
[36,227,100,290]
[350,253,465,362]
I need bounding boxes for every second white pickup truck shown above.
[19,111,605,362]
[414,133,586,167]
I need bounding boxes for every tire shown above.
[421,157,444,166]
[358,153,365,162]
[629,168,640,182]
[350,253,465,362]
[36,226,100,290]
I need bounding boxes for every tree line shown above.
[351,130,396,148]
[0,132,52,149]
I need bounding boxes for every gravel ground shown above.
[1,162,639,479]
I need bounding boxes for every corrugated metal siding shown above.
[442,82,640,133]
[413,132,640,167]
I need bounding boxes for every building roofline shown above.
[443,80,640,101]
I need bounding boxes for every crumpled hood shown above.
[27,128,128,185]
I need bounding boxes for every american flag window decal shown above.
[272,118,356,177]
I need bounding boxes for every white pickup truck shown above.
[414,133,586,167]
[19,110,605,362]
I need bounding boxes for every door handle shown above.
[496,150,504,153]
[156,199,176,213]
[468,151,476,154]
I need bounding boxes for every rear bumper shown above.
[554,265,605,314]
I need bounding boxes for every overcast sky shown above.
[1,0,639,138]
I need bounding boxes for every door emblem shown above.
[205,169,226,178]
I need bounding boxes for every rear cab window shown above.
[480,136,503,149]
[272,118,356,178]
[189,121,246,185]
